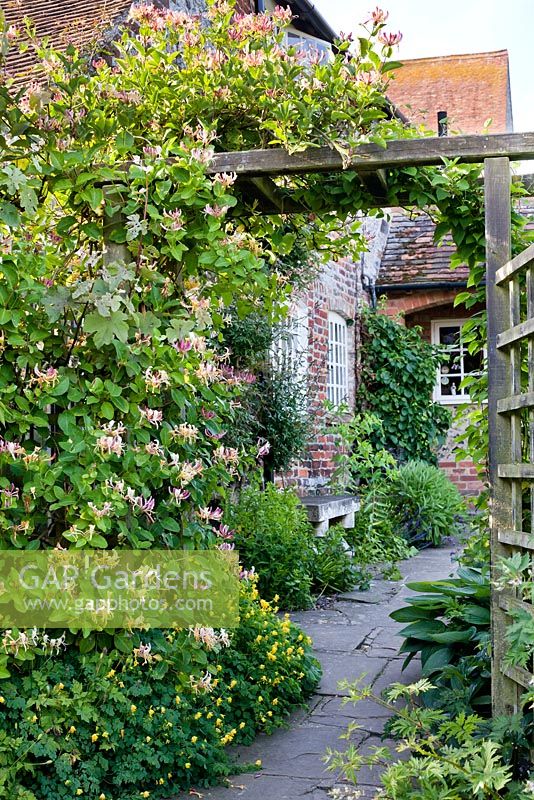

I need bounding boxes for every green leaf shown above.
[115,131,135,154]
[421,646,454,675]
[84,310,129,347]
[81,187,104,211]
[100,401,115,420]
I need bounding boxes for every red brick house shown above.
[368,51,515,495]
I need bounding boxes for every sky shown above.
[312,0,534,133]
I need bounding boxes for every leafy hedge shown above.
[0,579,320,799]
[357,309,451,463]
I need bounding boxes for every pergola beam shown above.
[207,132,534,178]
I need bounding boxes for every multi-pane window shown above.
[327,312,348,407]
[271,304,309,382]
[285,31,332,64]
[431,319,483,403]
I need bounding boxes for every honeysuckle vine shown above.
[0,0,532,676]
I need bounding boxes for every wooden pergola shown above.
[202,130,534,715]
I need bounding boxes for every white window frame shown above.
[284,30,332,63]
[271,303,309,383]
[327,311,349,408]
[431,318,483,405]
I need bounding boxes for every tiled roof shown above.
[377,201,534,288]
[386,50,513,134]
[376,211,470,286]
[1,0,132,82]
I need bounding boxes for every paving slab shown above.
[170,544,455,800]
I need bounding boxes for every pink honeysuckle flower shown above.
[217,541,235,551]
[142,145,161,158]
[239,567,256,580]
[198,506,223,522]
[145,440,164,457]
[203,204,229,218]
[173,338,192,353]
[139,407,163,427]
[216,523,235,540]
[178,460,204,485]
[163,209,185,231]
[2,483,20,507]
[213,446,239,465]
[0,439,25,459]
[366,6,389,25]
[33,366,59,388]
[169,487,191,503]
[378,30,402,46]
[201,407,216,420]
[213,172,237,188]
[97,434,124,457]
[144,367,171,393]
[88,501,113,519]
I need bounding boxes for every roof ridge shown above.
[395,49,509,65]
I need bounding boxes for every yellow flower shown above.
[191,736,198,743]
[30,714,37,723]
[272,698,278,706]
[148,708,155,717]
[207,711,214,719]
[226,697,232,704]
[102,731,109,739]
[194,711,202,720]
[185,762,191,769]
[0,697,5,704]
[57,683,64,690]
[69,725,76,734]
[140,793,150,798]
[99,794,106,800]
[216,697,223,706]
[255,759,262,767]
[131,704,137,714]
[175,695,181,704]
[146,736,151,743]
[239,721,245,729]
[217,664,222,672]
[230,679,237,689]
[158,778,165,785]
[258,695,263,703]
[76,790,83,796]
[91,733,99,743]
[106,669,116,678]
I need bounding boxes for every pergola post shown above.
[484,156,521,715]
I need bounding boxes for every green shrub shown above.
[229,488,369,607]
[0,579,320,799]
[345,509,415,568]
[357,308,451,464]
[390,564,491,715]
[311,525,371,594]
[228,484,316,609]
[367,461,466,547]
[325,678,534,800]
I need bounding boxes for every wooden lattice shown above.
[485,157,534,715]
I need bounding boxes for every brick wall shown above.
[276,256,360,493]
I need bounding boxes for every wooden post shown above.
[103,185,128,265]
[485,157,520,715]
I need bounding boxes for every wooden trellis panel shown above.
[485,157,534,715]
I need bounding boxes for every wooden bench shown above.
[300,494,359,536]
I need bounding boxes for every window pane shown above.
[464,350,483,374]
[439,326,461,346]
[440,375,462,396]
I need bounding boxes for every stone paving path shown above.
[178,544,457,800]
